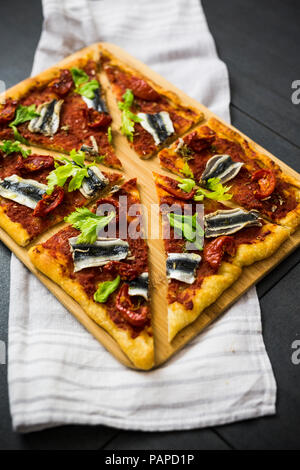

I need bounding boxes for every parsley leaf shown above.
[167,212,204,250]
[94,275,120,303]
[75,79,99,99]
[118,89,142,141]
[71,67,99,99]
[177,143,194,159]
[0,140,31,159]
[194,177,232,201]
[69,148,86,167]
[118,89,134,110]
[180,161,194,178]
[177,177,195,193]
[9,104,39,127]
[71,67,89,88]
[11,125,29,144]
[46,149,90,194]
[107,126,112,144]
[65,207,116,244]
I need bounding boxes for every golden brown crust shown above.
[168,262,241,341]
[0,45,102,103]
[0,205,31,246]
[232,224,290,267]
[28,245,154,370]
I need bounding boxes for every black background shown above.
[0,0,300,450]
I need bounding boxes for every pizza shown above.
[28,178,154,370]
[153,172,289,341]
[100,48,204,158]
[159,118,300,233]
[0,141,121,246]
[0,46,122,169]
[0,44,298,366]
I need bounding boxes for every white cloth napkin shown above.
[8,0,276,432]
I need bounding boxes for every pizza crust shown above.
[0,205,31,246]
[168,262,241,341]
[1,45,102,103]
[232,223,290,267]
[28,244,154,371]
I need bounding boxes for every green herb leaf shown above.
[177,177,195,193]
[118,89,134,110]
[118,89,142,141]
[177,143,194,159]
[167,212,204,250]
[46,149,91,194]
[94,275,120,303]
[180,161,194,178]
[75,79,99,99]
[71,67,89,88]
[194,177,232,201]
[69,149,86,167]
[107,126,112,144]
[0,140,31,159]
[95,155,105,163]
[10,125,29,144]
[9,104,39,127]
[65,207,115,244]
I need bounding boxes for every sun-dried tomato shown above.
[33,186,64,217]
[116,284,148,327]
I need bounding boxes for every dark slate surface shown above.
[0,0,299,450]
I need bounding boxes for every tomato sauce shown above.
[176,128,298,220]
[0,152,120,239]
[42,181,150,337]
[104,63,198,156]
[0,62,119,168]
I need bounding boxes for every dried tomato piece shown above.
[87,109,112,129]
[116,284,148,327]
[157,182,195,200]
[204,236,236,270]
[16,154,54,173]
[33,186,64,217]
[130,77,160,101]
[184,132,214,153]
[49,69,73,97]
[252,169,276,199]
[0,99,18,124]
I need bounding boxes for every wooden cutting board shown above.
[1,42,300,370]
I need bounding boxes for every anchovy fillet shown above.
[82,88,108,113]
[166,253,201,285]
[137,111,174,145]
[201,154,244,184]
[204,208,261,238]
[69,237,130,272]
[79,166,108,198]
[28,99,63,136]
[128,273,149,300]
[0,174,47,209]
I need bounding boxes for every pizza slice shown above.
[29,178,154,369]
[159,118,300,232]
[0,141,121,246]
[0,48,122,169]
[153,172,289,341]
[101,48,204,158]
